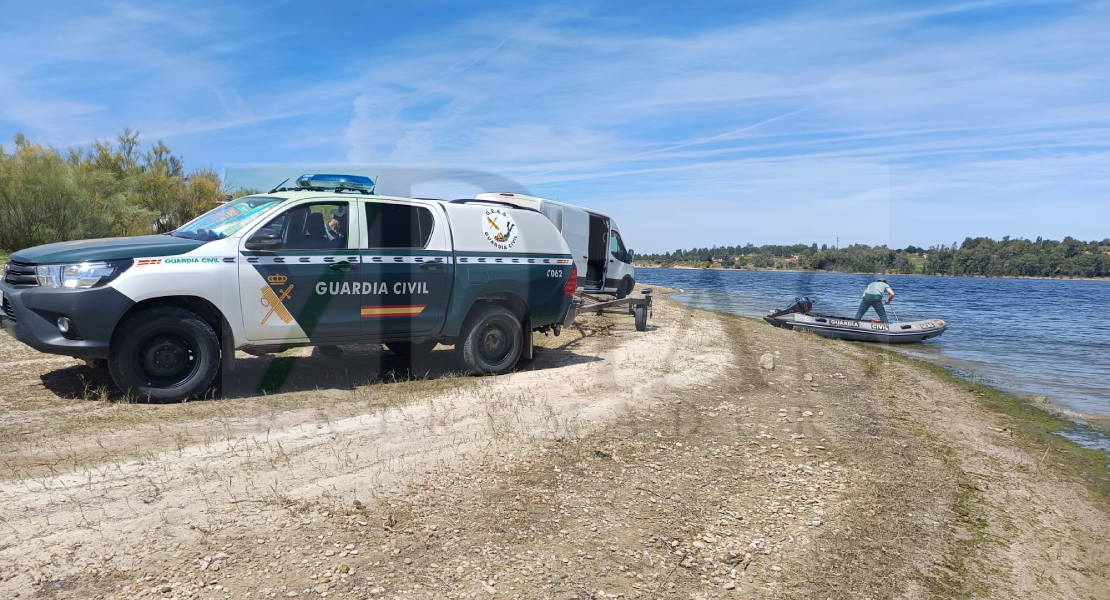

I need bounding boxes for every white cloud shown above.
[335,1,1109,250]
[2,0,1106,250]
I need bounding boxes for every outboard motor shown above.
[768,297,813,318]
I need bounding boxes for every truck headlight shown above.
[35,261,130,289]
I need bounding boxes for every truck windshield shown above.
[172,196,283,241]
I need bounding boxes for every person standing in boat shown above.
[854,278,895,323]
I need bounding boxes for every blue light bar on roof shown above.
[296,174,375,193]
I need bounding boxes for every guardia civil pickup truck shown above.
[0,174,578,401]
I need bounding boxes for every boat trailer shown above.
[564,288,653,331]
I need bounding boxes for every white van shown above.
[475,193,636,297]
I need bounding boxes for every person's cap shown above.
[877,278,887,282]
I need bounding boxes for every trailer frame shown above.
[563,288,653,331]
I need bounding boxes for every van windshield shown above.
[172,196,283,241]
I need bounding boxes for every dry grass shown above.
[195,310,970,598]
[0,344,481,481]
[0,307,630,482]
[2,292,1109,598]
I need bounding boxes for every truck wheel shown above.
[108,307,221,402]
[456,305,523,375]
[635,305,647,331]
[385,340,438,356]
[616,277,634,299]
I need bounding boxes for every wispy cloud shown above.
[0,1,352,147]
[1,0,1107,249]
[336,0,1109,248]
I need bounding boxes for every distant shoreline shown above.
[635,264,1110,282]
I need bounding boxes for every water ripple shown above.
[639,268,1110,416]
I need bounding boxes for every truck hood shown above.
[10,235,209,264]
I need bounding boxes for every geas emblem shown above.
[260,274,294,325]
[482,208,519,250]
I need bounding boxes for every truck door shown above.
[358,200,452,338]
[239,200,363,342]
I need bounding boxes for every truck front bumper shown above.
[0,283,134,360]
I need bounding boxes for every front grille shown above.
[2,297,15,322]
[3,260,38,287]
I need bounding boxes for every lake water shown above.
[636,268,1110,418]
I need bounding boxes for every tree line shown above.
[2,129,1106,279]
[0,130,258,253]
[638,237,1110,278]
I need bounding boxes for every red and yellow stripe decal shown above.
[136,259,163,266]
[361,305,427,318]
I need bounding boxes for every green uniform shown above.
[855,281,891,323]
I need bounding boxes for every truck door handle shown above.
[329,261,355,272]
[419,261,443,271]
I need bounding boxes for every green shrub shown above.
[0,130,225,252]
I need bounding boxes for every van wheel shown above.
[616,277,634,299]
[456,305,523,375]
[386,340,438,356]
[108,307,221,402]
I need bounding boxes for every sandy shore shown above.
[0,291,1108,598]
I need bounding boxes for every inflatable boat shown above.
[763,298,947,343]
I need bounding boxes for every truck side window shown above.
[610,230,628,262]
[261,202,349,250]
[366,203,434,248]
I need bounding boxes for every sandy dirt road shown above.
[0,293,726,597]
[0,292,1107,599]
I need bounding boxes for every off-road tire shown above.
[108,307,221,402]
[456,305,523,375]
[385,340,439,356]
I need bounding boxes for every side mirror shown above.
[627,249,635,262]
[245,228,283,251]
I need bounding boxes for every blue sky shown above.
[1,1,1107,252]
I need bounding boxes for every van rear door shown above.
[584,213,610,290]
[560,206,590,288]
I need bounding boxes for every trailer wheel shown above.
[457,305,523,375]
[635,305,648,331]
[108,307,221,402]
[385,340,438,356]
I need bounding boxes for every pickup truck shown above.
[0,176,578,401]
